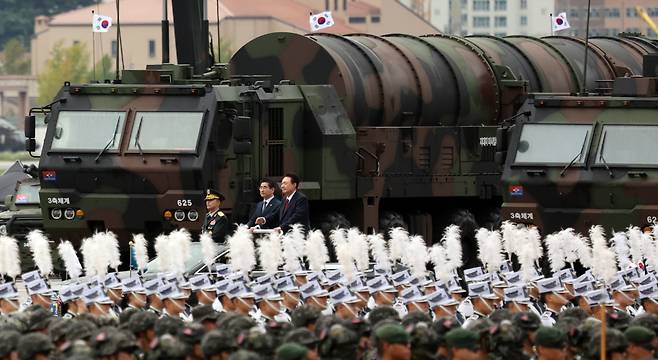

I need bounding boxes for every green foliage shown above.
[88,54,115,81]
[217,38,233,63]
[0,0,96,48]
[0,37,30,74]
[37,41,89,105]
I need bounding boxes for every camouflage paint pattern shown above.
[35,32,657,249]
[501,76,658,234]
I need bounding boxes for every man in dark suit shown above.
[202,189,229,243]
[247,178,282,229]
[275,173,310,233]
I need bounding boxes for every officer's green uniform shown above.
[202,189,229,243]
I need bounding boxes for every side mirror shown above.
[24,115,35,138]
[25,139,36,153]
[233,116,252,141]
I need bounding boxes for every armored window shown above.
[128,112,204,152]
[51,111,127,151]
[15,182,40,205]
[513,124,592,165]
[595,125,658,166]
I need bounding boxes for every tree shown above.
[0,37,30,74]
[87,54,115,81]
[37,41,89,105]
[0,0,96,48]
[216,38,233,63]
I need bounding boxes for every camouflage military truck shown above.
[0,177,43,238]
[500,53,658,234]
[22,0,658,252]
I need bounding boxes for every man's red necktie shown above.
[283,198,289,211]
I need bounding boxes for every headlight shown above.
[51,208,62,220]
[174,210,186,222]
[64,208,75,220]
[187,210,199,222]
[0,225,7,235]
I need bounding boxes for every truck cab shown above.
[501,70,658,234]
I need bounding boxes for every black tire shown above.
[480,208,501,230]
[318,212,350,262]
[380,211,407,236]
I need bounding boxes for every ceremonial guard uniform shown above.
[203,189,229,243]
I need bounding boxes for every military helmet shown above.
[201,330,237,358]
[586,328,628,360]
[318,323,359,360]
[367,306,401,328]
[149,334,188,360]
[0,330,20,358]
[291,305,322,328]
[283,327,319,348]
[17,333,54,360]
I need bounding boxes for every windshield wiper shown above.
[598,131,614,178]
[95,116,121,163]
[135,116,146,163]
[560,130,589,177]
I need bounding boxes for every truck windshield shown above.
[51,111,126,151]
[15,183,40,205]
[595,125,658,166]
[514,124,592,165]
[128,112,204,152]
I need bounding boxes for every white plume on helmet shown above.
[442,225,463,271]
[388,227,409,264]
[227,225,256,275]
[154,233,172,272]
[544,232,565,273]
[169,228,193,275]
[305,229,329,272]
[58,240,82,280]
[199,232,218,271]
[98,231,121,272]
[589,225,617,282]
[132,233,149,272]
[368,232,391,273]
[259,230,284,275]
[627,226,647,266]
[406,234,428,278]
[26,229,53,276]
[331,227,355,281]
[348,228,370,272]
[611,231,632,270]
[518,226,542,282]
[0,235,20,279]
[501,221,523,258]
[282,224,306,273]
[429,242,450,283]
[476,228,504,273]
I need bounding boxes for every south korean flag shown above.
[92,14,113,33]
[552,12,570,32]
[309,11,334,32]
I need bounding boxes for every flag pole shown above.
[582,0,592,95]
[91,10,96,82]
[550,13,554,36]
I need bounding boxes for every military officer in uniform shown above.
[203,189,229,243]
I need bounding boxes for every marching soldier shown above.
[463,281,499,328]
[158,282,192,321]
[536,277,571,326]
[0,282,20,315]
[203,189,229,243]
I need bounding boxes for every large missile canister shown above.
[230,32,657,128]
